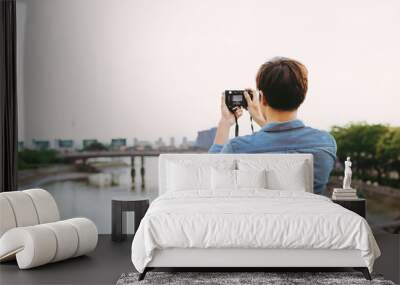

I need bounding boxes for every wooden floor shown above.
[0,235,134,285]
[0,234,398,285]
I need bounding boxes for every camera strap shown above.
[233,113,255,137]
[234,113,239,137]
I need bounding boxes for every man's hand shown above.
[219,94,243,127]
[244,89,267,127]
[213,94,243,146]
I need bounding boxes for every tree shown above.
[18,149,59,169]
[331,123,389,182]
[377,127,400,178]
[83,142,108,151]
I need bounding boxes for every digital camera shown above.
[224,90,253,112]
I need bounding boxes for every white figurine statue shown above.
[343,157,352,189]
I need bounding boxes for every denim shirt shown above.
[208,119,337,195]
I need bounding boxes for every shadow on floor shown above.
[0,234,398,285]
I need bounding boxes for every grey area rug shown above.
[116,272,396,285]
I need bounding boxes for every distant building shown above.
[180,136,194,150]
[56,139,74,148]
[32,140,50,150]
[154,137,166,149]
[195,127,217,150]
[54,139,74,154]
[169,137,176,149]
[188,140,196,148]
[181,137,188,148]
[111,138,127,150]
[133,139,153,150]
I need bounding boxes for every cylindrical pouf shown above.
[64,218,98,257]
[0,195,17,237]
[23,189,60,224]
[0,218,97,269]
[42,221,79,262]
[0,192,39,227]
[0,226,57,269]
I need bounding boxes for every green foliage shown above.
[82,142,108,151]
[377,127,400,176]
[18,149,60,169]
[330,122,399,187]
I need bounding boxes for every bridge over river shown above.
[58,149,205,188]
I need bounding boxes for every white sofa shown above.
[0,188,98,269]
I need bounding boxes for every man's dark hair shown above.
[256,57,308,111]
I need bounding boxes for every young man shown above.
[209,57,337,195]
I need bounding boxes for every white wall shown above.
[18,0,400,146]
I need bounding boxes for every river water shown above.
[44,157,159,234]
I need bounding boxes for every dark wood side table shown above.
[112,197,149,242]
[332,198,366,218]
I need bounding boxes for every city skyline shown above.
[23,135,199,150]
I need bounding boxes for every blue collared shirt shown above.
[208,119,337,195]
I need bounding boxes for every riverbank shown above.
[18,164,90,189]
[18,160,131,190]
[327,177,400,231]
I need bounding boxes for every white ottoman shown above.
[0,189,98,269]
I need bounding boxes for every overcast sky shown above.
[18,0,400,144]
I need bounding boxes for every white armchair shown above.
[0,188,98,269]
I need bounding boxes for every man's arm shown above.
[208,140,234,153]
[208,120,234,153]
[213,120,231,145]
[208,94,242,153]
